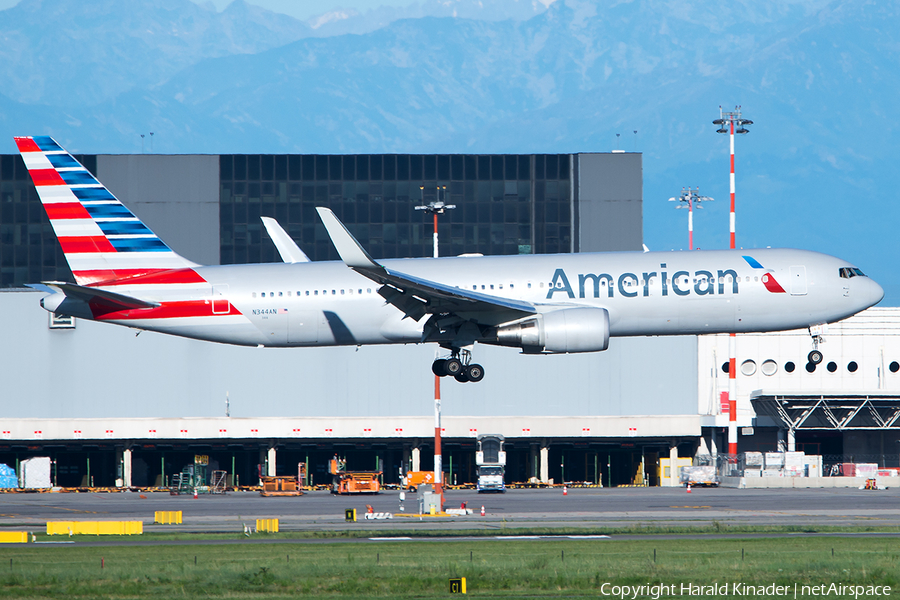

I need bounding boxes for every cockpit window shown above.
[839,267,867,279]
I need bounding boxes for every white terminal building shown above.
[0,151,897,488]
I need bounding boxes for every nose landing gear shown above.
[808,325,826,366]
[432,349,485,383]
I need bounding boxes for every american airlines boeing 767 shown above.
[16,136,884,382]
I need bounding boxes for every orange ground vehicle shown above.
[334,472,381,494]
[329,457,381,494]
[404,471,434,491]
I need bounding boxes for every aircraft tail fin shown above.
[14,136,198,286]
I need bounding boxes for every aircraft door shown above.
[288,310,321,344]
[789,266,807,296]
[211,284,230,314]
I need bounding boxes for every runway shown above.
[2,486,899,534]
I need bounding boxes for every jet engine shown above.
[494,307,610,353]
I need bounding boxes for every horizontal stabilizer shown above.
[46,282,160,311]
[261,217,310,263]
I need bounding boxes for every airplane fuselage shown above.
[87,248,881,349]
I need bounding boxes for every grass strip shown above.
[0,535,897,598]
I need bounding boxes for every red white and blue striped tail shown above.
[15,136,198,286]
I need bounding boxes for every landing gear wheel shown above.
[808,350,823,365]
[454,371,470,383]
[465,363,485,382]
[432,359,448,377]
[443,358,463,377]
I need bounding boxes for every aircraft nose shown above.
[857,277,884,310]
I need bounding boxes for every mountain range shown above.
[0,0,898,304]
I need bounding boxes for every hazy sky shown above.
[0,0,418,20]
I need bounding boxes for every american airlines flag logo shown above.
[743,256,786,293]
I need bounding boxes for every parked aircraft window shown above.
[473,285,477,290]
[341,289,345,295]
[270,292,275,297]
[539,282,543,288]
[753,277,758,282]
[721,362,729,374]
[260,292,265,297]
[761,360,777,376]
[490,285,494,290]
[848,361,858,372]
[740,360,757,376]
[805,362,817,373]
[527,283,532,289]
[279,292,283,297]
[252,292,257,298]
[287,291,291,296]
[785,361,796,373]
[314,290,318,295]
[359,289,363,294]
[367,288,372,293]
[304,291,308,296]
[891,361,900,373]
[499,284,503,289]
[332,290,336,295]
[827,361,838,373]
[510,284,514,289]
[348,289,353,295]
[481,285,486,290]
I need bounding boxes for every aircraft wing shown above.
[316,207,536,323]
[261,217,310,263]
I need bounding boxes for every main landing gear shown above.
[432,349,485,383]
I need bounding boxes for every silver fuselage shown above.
[96,248,884,348]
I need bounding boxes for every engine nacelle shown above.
[495,307,610,353]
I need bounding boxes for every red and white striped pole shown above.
[433,210,443,509]
[416,188,453,511]
[728,117,738,457]
[688,193,694,251]
[729,118,736,250]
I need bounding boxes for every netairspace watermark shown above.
[599,582,893,599]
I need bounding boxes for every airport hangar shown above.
[1,151,899,489]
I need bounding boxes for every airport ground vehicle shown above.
[476,434,506,492]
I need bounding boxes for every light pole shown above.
[669,187,713,250]
[415,187,455,509]
[713,106,752,457]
